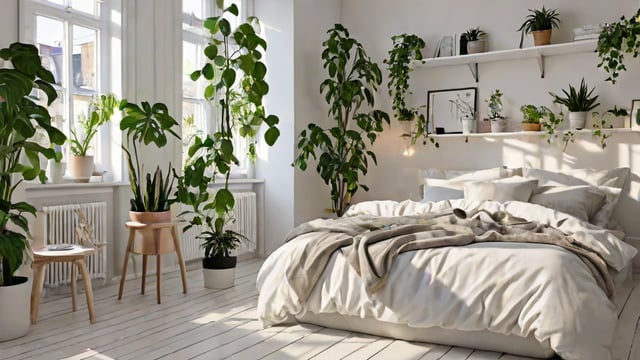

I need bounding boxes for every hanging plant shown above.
[384,34,438,147]
[597,10,640,83]
[592,111,614,149]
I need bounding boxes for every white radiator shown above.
[42,202,108,287]
[181,191,257,261]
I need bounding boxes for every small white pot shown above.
[0,277,32,342]
[568,111,587,129]
[490,118,509,133]
[461,118,476,134]
[47,159,66,184]
[466,40,486,54]
[203,268,236,289]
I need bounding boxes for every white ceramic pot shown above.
[0,276,32,342]
[47,159,66,184]
[67,155,94,182]
[203,268,236,289]
[461,118,476,134]
[466,40,486,54]
[490,118,509,133]
[568,111,587,129]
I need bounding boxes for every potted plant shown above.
[449,92,476,134]
[520,104,549,131]
[384,33,437,147]
[606,105,629,128]
[293,24,390,217]
[0,42,66,341]
[597,10,640,83]
[46,144,65,184]
[462,27,487,54]
[517,6,560,48]
[485,89,508,132]
[119,100,180,223]
[67,93,118,182]
[549,78,600,129]
[176,1,280,288]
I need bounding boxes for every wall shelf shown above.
[412,40,598,82]
[431,128,632,142]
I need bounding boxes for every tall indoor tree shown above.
[293,24,390,217]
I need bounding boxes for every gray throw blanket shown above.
[284,209,614,304]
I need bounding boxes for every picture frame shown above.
[631,99,640,130]
[426,87,477,134]
[433,35,455,58]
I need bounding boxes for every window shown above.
[20,0,118,178]
[182,0,251,174]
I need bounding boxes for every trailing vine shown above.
[384,34,438,147]
[597,10,640,83]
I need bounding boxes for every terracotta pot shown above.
[129,211,171,223]
[532,30,552,46]
[67,155,94,182]
[466,40,486,54]
[129,211,174,255]
[521,122,541,131]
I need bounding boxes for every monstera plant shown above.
[0,42,66,341]
[293,24,390,217]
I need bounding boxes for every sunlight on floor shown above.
[62,349,115,360]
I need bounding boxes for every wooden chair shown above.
[31,208,101,324]
[118,221,188,304]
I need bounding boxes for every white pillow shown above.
[421,167,507,202]
[522,167,629,227]
[464,177,538,203]
[529,185,607,222]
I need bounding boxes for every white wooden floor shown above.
[1,258,638,360]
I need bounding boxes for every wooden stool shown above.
[31,245,96,324]
[118,221,188,304]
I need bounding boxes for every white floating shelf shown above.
[432,127,631,139]
[412,40,598,82]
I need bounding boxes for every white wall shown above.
[338,0,640,238]
[0,0,17,47]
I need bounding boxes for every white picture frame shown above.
[631,99,640,130]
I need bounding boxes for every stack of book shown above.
[573,24,604,41]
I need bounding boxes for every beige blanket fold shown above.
[284,209,614,305]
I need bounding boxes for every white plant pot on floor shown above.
[568,111,587,129]
[0,276,32,342]
[203,268,236,289]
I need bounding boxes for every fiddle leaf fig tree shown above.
[293,24,390,217]
[176,0,280,256]
[384,33,438,147]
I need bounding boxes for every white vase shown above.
[461,117,476,134]
[0,277,32,342]
[203,268,236,289]
[568,111,587,129]
[47,159,66,184]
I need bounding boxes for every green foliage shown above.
[518,6,560,48]
[520,104,550,124]
[540,110,564,145]
[69,93,118,156]
[461,27,486,41]
[592,111,614,149]
[176,2,280,256]
[549,78,600,112]
[597,11,640,83]
[119,100,180,212]
[485,89,504,119]
[383,34,438,147]
[0,42,66,285]
[607,105,629,117]
[293,24,390,217]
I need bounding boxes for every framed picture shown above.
[427,87,477,134]
[631,99,640,130]
[433,35,455,58]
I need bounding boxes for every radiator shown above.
[181,191,257,261]
[42,202,108,287]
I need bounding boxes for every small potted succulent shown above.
[520,104,550,131]
[485,89,508,132]
[517,6,560,48]
[548,78,600,129]
[462,27,487,54]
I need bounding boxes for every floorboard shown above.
[0,258,638,360]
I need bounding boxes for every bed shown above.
[256,167,638,359]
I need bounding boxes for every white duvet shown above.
[256,200,637,360]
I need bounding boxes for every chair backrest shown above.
[74,208,96,249]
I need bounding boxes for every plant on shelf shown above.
[175,0,280,289]
[548,78,600,129]
[517,6,560,48]
[0,42,66,341]
[384,33,437,147]
[539,109,566,146]
[597,10,640,83]
[485,89,508,133]
[520,104,549,131]
[294,24,390,217]
[67,93,118,181]
[119,100,180,219]
[462,27,487,53]
[592,111,614,149]
[449,92,476,134]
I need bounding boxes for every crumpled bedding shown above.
[257,199,637,360]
